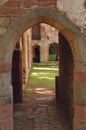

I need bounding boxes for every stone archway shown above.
[0,8,85,130]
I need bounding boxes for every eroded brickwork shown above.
[84,0,86,8]
[32,23,58,62]
[0,1,86,130]
[57,0,86,28]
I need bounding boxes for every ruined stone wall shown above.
[32,23,58,62]
[22,29,32,84]
[0,0,85,37]
[0,0,85,29]
[0,0,8,5]
[27,28,33,75]
[57,0,86,28]
[57,0,86,47]
[41,23,59,42]
[0,1,86,130]
[32,40,48,62]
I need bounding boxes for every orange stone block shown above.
[0,105,13,130]
[74,72,86,83]
[74,104,86,122]
[0,63,11,73]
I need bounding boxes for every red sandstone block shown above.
[0,7,13,15]
[0,63,11,73]
[23,0,34,8]
[49,1,57,7]
[37,2,46,7]
[0,8,24,17]
[4,0,21,7]
[74,104,86,122]
[84,1,86,8]
[38,0,56,7]
[74,72,86,83]
[0,105,13,130]
[23,0,56,8]
[0,105,13,119]
[2,118,13,130]
[12,9,24,16]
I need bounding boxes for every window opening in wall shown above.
[33,45,40,63]
[49,43,58,61]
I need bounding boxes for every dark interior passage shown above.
[33,46,40,63]
[56,32,74,128]
[12,27,74,130]
[12,43,23,103]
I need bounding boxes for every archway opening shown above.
[13,24,60,130]
[12,26,74,130]
[1,8,78,130]
[33,45,40,63]
[49,43,58,61]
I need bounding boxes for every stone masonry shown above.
[32,23,58,62]
[0,0,86,130]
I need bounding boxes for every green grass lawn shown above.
[49,54,56,61]
[27,65,59,88]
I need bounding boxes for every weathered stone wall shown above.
[32,23,58,62]
[0,0,7,5]
[41,23,59,42]
[32,40,48,62]
[22,29,32,84]
[0,1,86,130]
[27,29,33,75]
[57,0,86,29]
[32,24,41,40]
[32,41,58,62]
[0,0,85,38]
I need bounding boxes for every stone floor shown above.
[14,86,71,130]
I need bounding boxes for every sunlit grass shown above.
[27,65,59,87]
[23,89,33,96]
[49,54,56,61]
